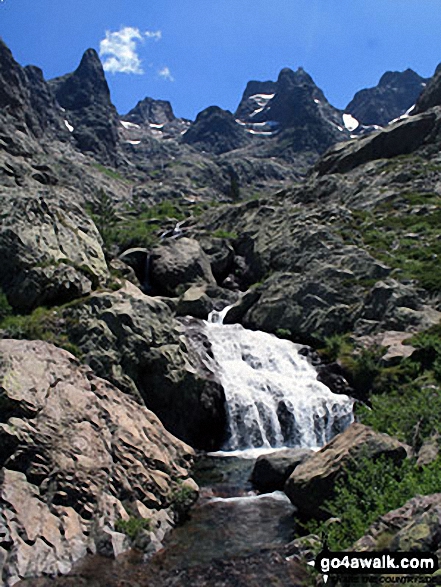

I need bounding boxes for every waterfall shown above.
[204,309,354,451]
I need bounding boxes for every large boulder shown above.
[284,423,410,518]
[150,237,216,297]
[63,283,226,450]
[0,192,109,312]
[0,339,195,585]
[251,448,313,493]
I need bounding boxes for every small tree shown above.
[91,188,118,253]
[228,170,241,201]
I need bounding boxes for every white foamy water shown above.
[204,309,353,451]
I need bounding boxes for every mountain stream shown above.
[19,309,354,586]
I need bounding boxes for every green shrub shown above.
[306,455,441,550]
[211,229,238,240]
[0,290,12,322]
[358,380,441,448]
[115,517,150,540]
[320,334,352,362]
[275,328,292,340]
[0,306,83,358]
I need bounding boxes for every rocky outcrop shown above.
[190,191,439,343]
[235,79,277,121]
[63,283,226,450]
[50,49,120,165]
[0,38,67,151]
[355,493,441,556]
[316,109,438,176]
[250,448,313,493]
[150,237,216,297]
[182,106,252,155]
[346,69,427,127]
[284,423,410,518]
[0,192,109,312]
[0,338,195,585]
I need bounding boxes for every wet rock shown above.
[176,285,213,319]
[285,423,410,519]
[199,237,235,283]
[0,338,195,584]
[250,448,313,492]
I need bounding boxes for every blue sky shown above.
[1,0,441,120]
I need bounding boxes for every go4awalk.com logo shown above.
[308,550,438,583]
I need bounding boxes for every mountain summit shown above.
[346,68,428,126]
[50,49,120,164]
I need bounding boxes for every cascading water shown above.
[205,308,354,451]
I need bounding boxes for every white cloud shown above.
[145,30,162,41]
[158,66,174,82]
[99,26,162,75]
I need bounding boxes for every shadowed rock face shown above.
[414,62,441,114]
[346,68,428,126]
[49,49,120,164]
[0,38,66,139]
[182,106,252,154]
[63,283,227,451]
[0,339,195,586]
[124,96,176,126]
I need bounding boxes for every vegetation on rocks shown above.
[306,454,441,550]
[115,517,151,540]
[340,190,441,294]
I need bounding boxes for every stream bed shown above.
[19,453,308,587]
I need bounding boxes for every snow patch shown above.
[126,140,141,145]
[314,99,321,104]
[250,93,275,104]
[120,120,140,130]
[64,120,74,133]
[245,129,274,136]
[343,113,359,132]
[149,123,164,129]
[250,107,264,118]
[388,104,416,125]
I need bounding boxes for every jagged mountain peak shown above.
[50,48,111,111]
[379,68,423,88]
[182,105,251,154]
[124,96,176,126]
[346,68,428,127]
